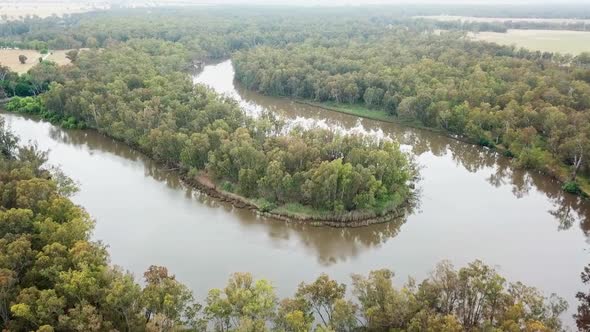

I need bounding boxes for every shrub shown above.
[257,198,276,212]
[563,181,583,195]
[221,181,234,192]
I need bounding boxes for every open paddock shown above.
[0,49,84,74]
[469,29,590,55]
[416,15,590,25]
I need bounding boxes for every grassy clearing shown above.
[296,100,396,122]
[269,197,407,224]
[0,49,45,74]
[470,29,590,55]
[415,15,590,24]
[45,50,76,66]
[0,49,83,74]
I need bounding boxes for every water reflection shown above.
[200,60,590,236]
[198,62,590,327]
[2,60,590,328]
[6,113,414,266]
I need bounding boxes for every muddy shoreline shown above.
[180,172,411,228]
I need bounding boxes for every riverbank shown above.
[292,99,590,198]
[293,99,450,135]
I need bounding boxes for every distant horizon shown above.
[5,0,589,6]
[142,0,590,5]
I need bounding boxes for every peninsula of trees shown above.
[4,39,414,224]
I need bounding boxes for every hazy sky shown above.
[184,0,590,4]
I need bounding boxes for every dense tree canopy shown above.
[1,5,589,53]
[0,119,204,331]
[232,29,590,193]
[6,39,414,221]
[0,61,59,99]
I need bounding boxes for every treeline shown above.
[232,31,590,193]
[0,7,411,59]
[6,39,413,220]
[1,5,590,60]
[5,6,587,63]
[0,120,570,330]
[2,7,587,64]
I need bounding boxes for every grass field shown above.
[470,29,590,55]
[46,50,76,66]
[416,15,590,24]
[0,49,80,74]
[0,49,46,74]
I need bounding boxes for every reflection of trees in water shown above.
[574,264,590,330]
[403,130,590,234]
[249,88,590,237]
[143,160,183,190]
[300,219,405,266]
[240,202,416,267]
[482,149,590,234]
[48,125,184,190]
[44,99,590,258]
[300,202,417,266]
[48,119,418,265]
[48,126,141,161]
[522,169,590,234]
[485,158,535,198]
[547,189,590,235]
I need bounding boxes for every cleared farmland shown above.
[469,29,590,55]
[0,49,78,73]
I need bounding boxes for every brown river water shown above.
[2,60,589,327]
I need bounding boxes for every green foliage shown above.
[221,181,235,193]
[0,123,205,331]
[256,198,276,213]
[0,7,577,331]
[0,118,18,158]
[563,181,583,195]
[0,119,569,331]
[205,272,277,331]
[232,27,590,193]
[33,41,413,220]
[0,60,60,98]
[6,96,44,114]
[5,96,84,129]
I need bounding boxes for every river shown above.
[2,60,589,326]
